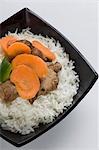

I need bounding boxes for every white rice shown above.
[0,29,79,135]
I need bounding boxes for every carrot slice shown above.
[15,85,38,100]
[7,42,31,58]
[12,54,48,78]
[32,40,56,61]
[10,65,40,99]
[0,36,17,54]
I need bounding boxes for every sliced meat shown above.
[37,68,59,96]
[47,62,62,73]
[31,47,48,61]
[17,40,33,49]
[0,80,18,102]
[17,40,47,61]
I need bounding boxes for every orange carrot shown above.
[32,40,56,61]
[7,42,31,58]
[10,65,40,99]
[12,54,48,78]
[0,36,17,54]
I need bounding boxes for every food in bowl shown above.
[0,29,79,135]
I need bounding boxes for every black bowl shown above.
[0,8,98,147]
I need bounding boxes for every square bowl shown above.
[0,8,98,147]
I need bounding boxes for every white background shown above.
[0,0,98,150]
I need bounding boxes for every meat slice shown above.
[47,62,62,73]
[31,47,48,61]
[37,69,59,96]
[0,80,18,102]
[17,40,47,61]
[17,40,33,49]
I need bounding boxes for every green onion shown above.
[0,57,12,82]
